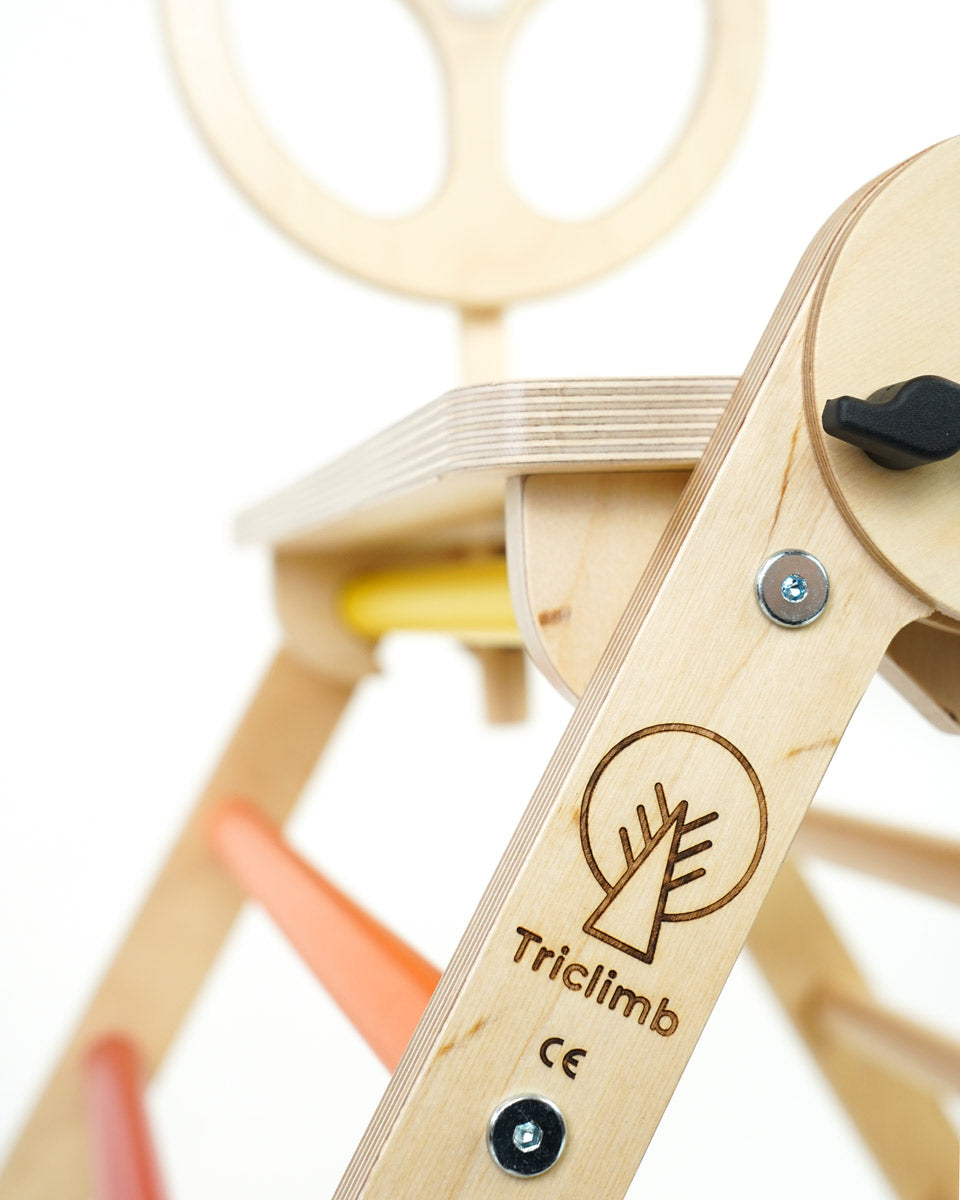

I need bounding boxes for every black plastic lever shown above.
[822,375,960,470]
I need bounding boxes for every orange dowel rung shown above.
[209,800,440,1071]
[83,1035,168,1200]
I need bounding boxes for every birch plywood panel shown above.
[235,379,731,551]
[806,138,960,620]
[330,152,948,1200]
[6,7,960,1200]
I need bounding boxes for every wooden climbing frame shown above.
[3,6,959,1199]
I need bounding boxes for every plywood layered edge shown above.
[235,379,733,552]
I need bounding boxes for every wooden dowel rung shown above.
[83,1036,168,1200]
[816,991,960,1096]
[794,809,960,905]
[209,801,440,1071]
[749,862,958,1199]
[339,557,521,645]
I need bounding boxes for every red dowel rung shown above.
[209,800,440,1071]
[83,1035,168,1200]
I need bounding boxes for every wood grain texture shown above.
[749,862,958,1200]
[507,471,690,700]
[511,480,960,1198]
[508,470,960,734]
[509,480,960,1197]
[161,0,762,305]
[331,154,936,1200]
[508,483,960,1195]
[0,651,357,1200]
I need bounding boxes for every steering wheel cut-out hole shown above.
[226,0,447,219]
[504,0,709,222]
[445,0,514,17]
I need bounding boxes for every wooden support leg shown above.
[814,990,960,1097]
[0,648,357,1200]
[748,860,958,1200]
[473,646,528,724]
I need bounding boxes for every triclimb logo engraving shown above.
[580,725,767,965]
[584,783,719,963]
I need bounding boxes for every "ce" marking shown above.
[539,1036,588,1080]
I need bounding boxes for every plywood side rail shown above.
[795,809,960,905]
[816,990,960,1096]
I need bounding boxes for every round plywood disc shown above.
[805,136,960,620]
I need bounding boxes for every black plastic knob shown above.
[821,375,960,470]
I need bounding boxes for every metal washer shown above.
[487,1095,566,1178]
[756,550,829,627]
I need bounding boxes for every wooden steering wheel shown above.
[163,0,763,305]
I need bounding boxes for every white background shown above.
[2,2,959,1197]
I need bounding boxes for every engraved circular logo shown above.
[580,724,767,964]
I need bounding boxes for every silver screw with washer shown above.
[756,550,829,627]
[488,1096,566,1177]
[513,1121,543,1153]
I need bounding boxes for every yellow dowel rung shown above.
[339,557,521,645]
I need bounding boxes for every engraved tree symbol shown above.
[583,782,719,964]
